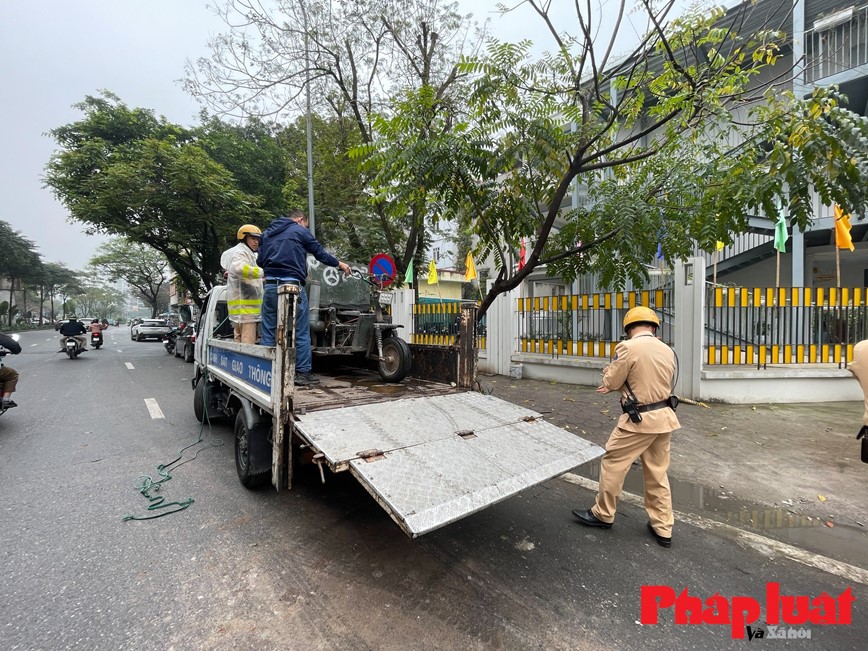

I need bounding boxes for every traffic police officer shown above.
[572,306,680,547]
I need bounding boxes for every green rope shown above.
[123,371,223,521]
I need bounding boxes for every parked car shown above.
[173,322,197,363]
[131,319,173,342]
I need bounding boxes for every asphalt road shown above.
[1,327,865,650]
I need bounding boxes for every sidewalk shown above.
[481,375,868,533]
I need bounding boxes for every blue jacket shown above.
[257,217,340,282]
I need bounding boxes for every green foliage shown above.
[44,92,276,306]
[278,113,388,262]
[360,3,868,318]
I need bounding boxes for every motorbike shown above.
[165,324,181,355]
[0,334,20,415]
[90,330,103,349]
[63,336,85,359]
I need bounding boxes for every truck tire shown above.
[193,375,208,423]
[234,410,271,489]
[378,336,411,383]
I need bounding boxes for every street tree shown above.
[37,262,80,322]
[90,238,170,318]
[0,220,42,326]
[360,1,868,318]
[186,0,485,275]
[44,93,274,307]
[74,278,126,321]
[278,113,390,261]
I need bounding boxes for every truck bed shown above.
[292,367,462,414]
[202,325,603,538]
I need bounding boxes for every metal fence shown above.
[411,302,487,349]
[704,286,868,366]
[516,290,674,357]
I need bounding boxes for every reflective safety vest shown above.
[220,242,264,323]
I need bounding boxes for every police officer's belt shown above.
[637,396,679,412]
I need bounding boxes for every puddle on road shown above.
[576,462,868,568]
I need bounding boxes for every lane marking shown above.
[561,472,868,586]
[30,343,39,347]
[125,362,135,370]
[144,398,165,419]
[116,349,124,353]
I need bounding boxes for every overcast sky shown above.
[0,0,646,270]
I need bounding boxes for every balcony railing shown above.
[805,5,868,83]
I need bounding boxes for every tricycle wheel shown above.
[378,336,411,383]
[234,411,271,489]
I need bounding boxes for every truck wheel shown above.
[234,411,271,489]
[193,376,210,423]
[378,336,411,383]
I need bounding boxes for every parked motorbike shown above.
[90,330,103,349]
[165,325,180,355]
[63,336,85,359]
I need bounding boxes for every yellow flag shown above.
[427,259,439,284]
[464,252,477,281]
[834,204,855,251]
[716,241,725,251]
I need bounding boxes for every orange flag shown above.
[518,238,526,270]
[834,204,855,251]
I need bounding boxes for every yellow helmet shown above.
[237,224,262,240]
[623,306,660,331]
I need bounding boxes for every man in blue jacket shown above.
[257,209,351,385]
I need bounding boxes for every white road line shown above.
[30,343,38,347]
[561,472,868,586]
[125,362,135,370]
[144,398,165,419]
[116,349,124,353]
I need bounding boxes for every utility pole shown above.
[302,2,315,237]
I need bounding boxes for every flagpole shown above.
[836,244,841,287]
[713,249,718,286]
[776,250,781,289]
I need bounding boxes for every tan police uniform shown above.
[591,331,680,537]
[848,340,868,426]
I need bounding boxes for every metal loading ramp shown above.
[293,392,605,537]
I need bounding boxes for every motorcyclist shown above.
[0,330,21,410]
[88,319,105,345]
[58,315,88,352]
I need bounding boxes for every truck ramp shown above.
[293,392,604,537]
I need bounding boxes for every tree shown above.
[37,262,80,322]
[359,1,868,318]
[0,220,42,326]
[44,92,274,307]
[90,238,170,318]
[74,279,125,320]
[186,0,485,274]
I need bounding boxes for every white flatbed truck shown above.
[192,282,603,537]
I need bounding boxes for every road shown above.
[1,327,865,650]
